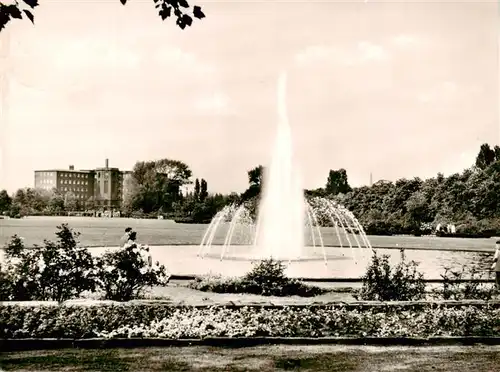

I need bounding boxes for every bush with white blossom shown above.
[96,238,170,301]
[1,225,99,302]
[0,225,170,302]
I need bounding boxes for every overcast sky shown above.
[0,0,498,194]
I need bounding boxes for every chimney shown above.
[69,165,75,171]
[105,159,109,169]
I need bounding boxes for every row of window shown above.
[39,179,54,184]
[62,187,88,193]
[61,173,89,178]
[38,172,55,177]
[64,193,87,199]
[61,180,89,185]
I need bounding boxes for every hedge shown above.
[1,301,500,340]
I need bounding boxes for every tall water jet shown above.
[197,73,372,267]
[253,72,306,259]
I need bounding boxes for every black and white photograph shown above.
[0,0,499,370]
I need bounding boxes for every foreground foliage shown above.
[432,266,498,301]
[0,225,170,302]
[1,302,500,339]
[188,259,328,297]
[356,250,426,301]
[1,228,98,302]
[0,0,205,33]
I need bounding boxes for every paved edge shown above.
[2,337,500,351]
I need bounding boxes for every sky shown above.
[0,0,498,194]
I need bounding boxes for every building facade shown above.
[94,159,124,209]
[34,159,131,211]
[34,166,95,203]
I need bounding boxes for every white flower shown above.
[37,257,46,272]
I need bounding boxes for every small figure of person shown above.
[127,231,137,244]
[491,240,500,289]
[120,227,133,248]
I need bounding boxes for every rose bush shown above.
[97,241,171,301]
[1,302,500,339]
[1,226,99,302]
[0,225,170,302]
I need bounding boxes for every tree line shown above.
[2,143,500,236]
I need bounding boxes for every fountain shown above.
[253,72,305,260]
[198,72,372,268]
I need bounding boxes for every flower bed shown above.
[2,301,500,340]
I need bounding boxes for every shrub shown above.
[1,226,171,302]
[356,249,426,301]
[0,263,12,300]
[243,259,289,292]
[1,226,99,302]
[96,239,171,301]
[433,265,498,301]
[189,259,327,297]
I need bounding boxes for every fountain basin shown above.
[36,245,489,280]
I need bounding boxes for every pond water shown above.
[85,244,493,280]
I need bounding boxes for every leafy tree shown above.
[0,189,12,214]
[194,178,200,201]
[84,197,95,211]
[304,188,326,198]
[122,174,139,214]
[248,165,264,188]
[200,178,208,201]
[13,188,26,206]
[0,0,205,33]
[241,165,264,202]
[494,145,500,162]
[475,143,496,170]
[64,192,78,211]
[404,191,431,231]
[130,158,192,214]
[325,169,351,195]
[48,190,65,214]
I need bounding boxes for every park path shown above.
[150,281,356,305]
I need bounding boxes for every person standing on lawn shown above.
[491,240,500,289]
[120,227,133,248]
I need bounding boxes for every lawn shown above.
[1,345,499,371]
[0,216,496,251]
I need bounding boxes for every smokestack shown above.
[105,159,109,169]
[69,165,74,170]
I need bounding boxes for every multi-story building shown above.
[34,166,95,203]
[94,159,124,209]
[34,159,132,211]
